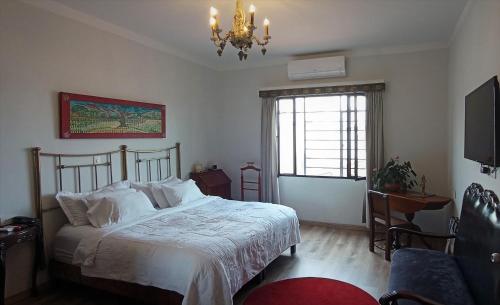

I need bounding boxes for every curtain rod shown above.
[259,79,385,98]
[258,79,385,92]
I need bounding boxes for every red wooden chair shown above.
[240,162,261,201]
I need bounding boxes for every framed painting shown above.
[59,92,166,139]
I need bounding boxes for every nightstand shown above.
[190,169,232,199]
[0,222,44,305]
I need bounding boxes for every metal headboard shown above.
[122,143,181,183]
[32,143,181,229]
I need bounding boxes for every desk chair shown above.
[368,190,419,260]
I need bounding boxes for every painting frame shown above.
[59,92,166,139]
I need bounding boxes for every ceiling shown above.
[45,0,468,70]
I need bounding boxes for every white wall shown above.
[0,1,220,297]
[217,49,450,230]
[448,1,500,215]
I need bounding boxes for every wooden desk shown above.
[384,191,452,222]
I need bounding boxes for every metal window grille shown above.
[277,94,367,179]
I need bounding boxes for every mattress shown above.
[53,224,101,265]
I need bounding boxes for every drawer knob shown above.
[491,253,500,263]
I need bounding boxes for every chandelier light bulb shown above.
[263,18,269,36]
[249,4,255,25]
[210,6,218,17]
[209,17,217,27]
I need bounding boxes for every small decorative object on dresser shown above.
[420,175,427,194]
[206,161,218,170]
[0,217,44,305]
[190,169,231,199]
[192,162,204,173]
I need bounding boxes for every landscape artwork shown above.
[59,92,166,139]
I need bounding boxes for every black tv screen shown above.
[464,76,499,166]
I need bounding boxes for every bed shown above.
[32,143,300,305]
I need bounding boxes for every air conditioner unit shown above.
[288,56,346,80]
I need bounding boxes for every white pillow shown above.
[131,176,180,208]
[130,182,157,207]
[55,181,132,226]
[84,188,137,210]
[160,179,205,207]
[107,180,131,189]
[86,191,156,228]
[148,177,182,208]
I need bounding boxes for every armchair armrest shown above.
[387,227,456,240]
[387,227,455,252]
[379,290,444,305]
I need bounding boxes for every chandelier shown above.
[209,0,271,60]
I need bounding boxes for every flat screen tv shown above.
[464,76,500,167]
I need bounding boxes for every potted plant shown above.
[373,157,417,192]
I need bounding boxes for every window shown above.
[277,94,366,179]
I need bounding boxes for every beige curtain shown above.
[260,97,280,203]
[362,90,384,222]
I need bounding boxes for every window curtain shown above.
[260,97,280,203]
[362,90,384,223]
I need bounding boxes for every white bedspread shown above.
[73,196,300,305]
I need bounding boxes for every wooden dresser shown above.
[190,169,231,199]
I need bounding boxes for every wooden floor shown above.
[11,223,390,305]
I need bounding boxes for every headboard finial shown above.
[32,147,42,224]
[120,145,128,180]
[175,142,181,179]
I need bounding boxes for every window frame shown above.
[276,94,367,180]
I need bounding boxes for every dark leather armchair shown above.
[380,183,500,305]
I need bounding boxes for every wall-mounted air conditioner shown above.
[288,56,346,80]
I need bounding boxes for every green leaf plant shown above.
[373,157,417,192]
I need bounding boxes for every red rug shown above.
[244,277,379,305]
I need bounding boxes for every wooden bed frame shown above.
[50,260,183,304]
[32,143,296,305]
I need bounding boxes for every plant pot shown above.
[384,183,401,192]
